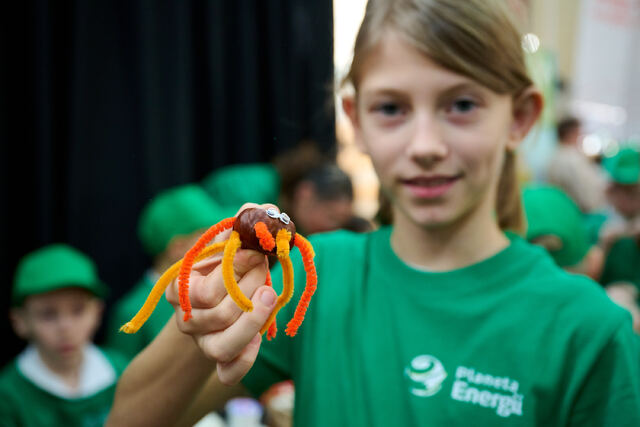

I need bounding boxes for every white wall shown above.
[572,0,640,139]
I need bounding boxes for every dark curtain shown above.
[1,0,335,364]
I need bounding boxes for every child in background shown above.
[599,232,640,334]
[522,185,640,331]
[108,1,640,426]
[106,184,229,360]
[202,143,356,236]
[597,146,640,331]
[521,185,603,279]
[598,146,640,251]
[280,163,354,235]
[601,236,640,298]
[0,244,127,426]
[546,117,606,213]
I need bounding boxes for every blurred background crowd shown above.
[1,0,639,426]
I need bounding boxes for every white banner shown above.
[572,0,640,139]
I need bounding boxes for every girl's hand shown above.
[165,203,278,385]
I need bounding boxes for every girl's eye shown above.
[373,102,403,116]
[449,98,477,114]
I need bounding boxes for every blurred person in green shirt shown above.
[522,185,640,332]
[522,185,603,279]
[0,244,127,426]
[202,143,356,236]
[598,145,640,251]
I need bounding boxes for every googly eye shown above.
[266,208,279,219]
[279,212,290,225]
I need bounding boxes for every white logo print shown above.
[404,355,448,397]
[450,366,524,418]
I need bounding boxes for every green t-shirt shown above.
[105,274,174,360]
[0,348,127,427]
[243,227,640,426]
[600,237,640,294]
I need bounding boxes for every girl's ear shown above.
[341,96,365,151]
[508,87,544,151]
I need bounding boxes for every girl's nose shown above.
[406,113,448,165]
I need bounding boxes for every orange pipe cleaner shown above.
[221,231,254,312]
[254,222,276,251]
[178,217,235,321]
[120,241,227,333]
[260,229,294,336]
[265,267,273,287]
[285,233,317,336]
[264,269,277,340]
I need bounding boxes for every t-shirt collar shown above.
[17,344,116,399]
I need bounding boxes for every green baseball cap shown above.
[201,164,280,207]
[138,184,234,256]
[602,146,640,184]
[13,244,108,306]
[522,185,590,267]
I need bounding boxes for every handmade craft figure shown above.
[120,207,318,340]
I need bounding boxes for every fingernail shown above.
[260,288,276,307]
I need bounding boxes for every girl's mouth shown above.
[402,175,461,198]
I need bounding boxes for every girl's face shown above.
[344,33,535,231]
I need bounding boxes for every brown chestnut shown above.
[233,207,296,255]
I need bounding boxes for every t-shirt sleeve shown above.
[242,247,307,398]
[569,319,640,426]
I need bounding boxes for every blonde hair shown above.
[345,0,534,232]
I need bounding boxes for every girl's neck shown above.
[390,205,509,272]
[37,347,84,390]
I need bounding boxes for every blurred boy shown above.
[283,163,354,235]
[105,184,229,360]
[0,244,126,426]
[522,185,602,278]
[202,142,356,236]
[599,146,640,251]
[523,185,640,332]
[546,117,606,213]
[203,162,355,236]
[600,236,640,333]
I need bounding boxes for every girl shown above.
[108,1,640,426]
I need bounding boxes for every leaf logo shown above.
[404,355,448,397]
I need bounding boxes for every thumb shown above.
[229,285,277,338]
[215,286,277,363]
